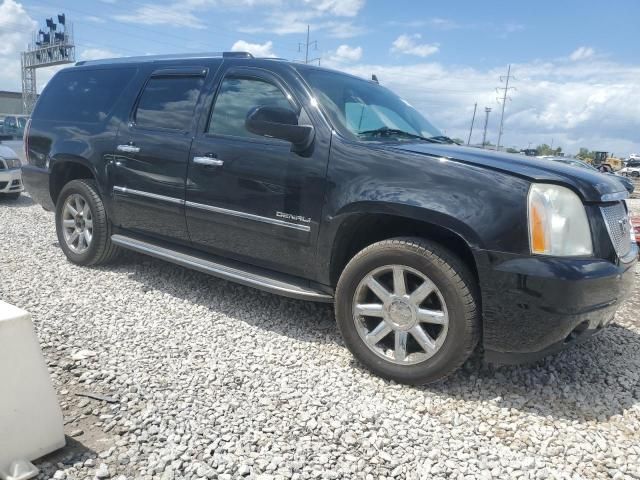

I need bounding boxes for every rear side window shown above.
[134,76,204,131]
[34,68,136,123]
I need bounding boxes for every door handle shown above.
[193,156,224,167]
[116,144,140,154]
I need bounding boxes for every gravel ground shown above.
[1,195,639,480]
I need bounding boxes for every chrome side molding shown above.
[110,234,333,302]
[185,201,311,232]
[112,186,184,205]
[112,186,312,232]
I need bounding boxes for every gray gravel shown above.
[1,194,639,480]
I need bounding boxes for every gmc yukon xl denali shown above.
[22,52,637,384]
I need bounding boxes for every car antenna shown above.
[371,74,379,84]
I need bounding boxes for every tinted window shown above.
[34,68,136,123]
[135,76,204,131]
[208,76,292,138]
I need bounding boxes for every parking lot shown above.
[0,195,638,480]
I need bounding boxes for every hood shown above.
[0,144,19,160]
[389,143,626,203]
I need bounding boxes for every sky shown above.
[1,0,639,156]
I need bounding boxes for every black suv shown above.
[23,52,637,384]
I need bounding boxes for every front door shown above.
[186,67,328,278]
[111,67,207,243]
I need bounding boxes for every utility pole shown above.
[298,25,320,65]
[467,102,477,145]
[496,64,515,151]
[482,107,492,149]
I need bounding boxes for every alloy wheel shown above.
[61,193,93,253]
[352,264,449,365]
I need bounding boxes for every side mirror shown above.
[245,106,314,153]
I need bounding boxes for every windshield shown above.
[297,68,442,142]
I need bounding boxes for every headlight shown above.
[528,184,593,256]
[0,157,20,169]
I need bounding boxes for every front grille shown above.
[0,182,7,189]
[601,202,632,258]
[0,160,5,171]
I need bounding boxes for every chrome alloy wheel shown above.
[352,265,449,365]
[61,193,93,253]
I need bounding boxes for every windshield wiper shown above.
[426,135,459,144]
[357,127,435,142]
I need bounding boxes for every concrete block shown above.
[0,301,65,480]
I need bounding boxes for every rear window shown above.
[134,76,204,131]
[34,68,136,123]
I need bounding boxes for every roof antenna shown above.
[371,74,379,84]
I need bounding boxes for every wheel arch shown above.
[49,156,99,206]
[327,202,482,288]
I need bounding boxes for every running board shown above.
[111,234,334,302]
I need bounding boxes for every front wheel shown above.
[55,179,120,265]
[335,237,480,385]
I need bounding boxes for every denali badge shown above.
[276,211,311,223]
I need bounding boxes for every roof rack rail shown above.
[75,51,255,66]
[222,51,254,59]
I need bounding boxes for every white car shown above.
[0,144,23,200]
[620,159,640,178]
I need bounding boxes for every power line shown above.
[297,25,320,65]
[495,64,515,151]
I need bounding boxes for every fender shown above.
[315,136,533,285]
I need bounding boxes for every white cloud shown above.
[114,3,206,29]
[305,0,364,17]
[0,0,37,91]
[335,44,362,61]
[391,34,439,58]
[570,46,595,61]
[238,0,366,38]
[335,58,640,157]
[231,40,276,58]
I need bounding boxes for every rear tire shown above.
[55,179,120,266]
[335,237,480,385]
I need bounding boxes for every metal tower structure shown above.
[21,14,75,114]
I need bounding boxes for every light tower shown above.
[21,13,75,114]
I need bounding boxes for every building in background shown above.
[0,91,26,115]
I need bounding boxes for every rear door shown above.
[185,65,329,277]
[111,66,208,243]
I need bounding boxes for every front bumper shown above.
[476,248,637,363]
[0,168,24,194]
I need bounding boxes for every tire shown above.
[632,171,640,178]
[55,179,120,266]
[335,237,479,385]
[1,192,21,200]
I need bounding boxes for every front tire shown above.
[55,179,120,266]
[335,237,479,385]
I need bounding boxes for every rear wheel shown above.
[55,179,120,265]
[335,237,479,384]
